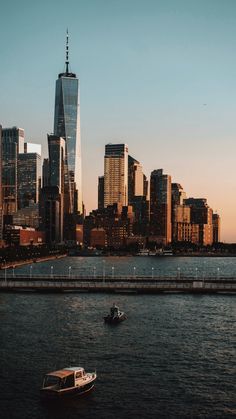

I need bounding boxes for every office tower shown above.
[143,174,149,200]
[41,134,66,242]
[104,143,128,207]
[40,186,62,243]
[98,176,104,210]
[2,127,24,215]
[53,31,82,214]
[40,136,66,244]
[184,198,213,245]
[128,155,149,236]
[171,183,189,242]
[213,213,220,243]
[150,169,172,244]
[18,152,41,209]
[171,183,187,207]
[128,156,144,202]
[47,135,66,195]
[42,158,50,187]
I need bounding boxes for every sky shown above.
[0,0,236,242]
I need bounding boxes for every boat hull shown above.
[104,314,127,324]
[40,379,95,399]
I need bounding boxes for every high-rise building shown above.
[53,31,82,214]
[150,169,172,244]
[40,186,62,243]
[184,198,213,245]
[213,213,220,243]
[128,156,144,202]
[171,183,187,207]
[42,158,50,188]
[104,144,128,208]
[171,183,191,243]
[98,176,104,210]
[128,155,149,236]
[2,127,24,215]
[47,135,66,195]
[18,152,41,209]
[40,134,66,243]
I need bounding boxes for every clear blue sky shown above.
[1,0,236,241]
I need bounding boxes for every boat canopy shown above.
[46,369,75,379]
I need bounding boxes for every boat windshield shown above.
[43,375,60,388]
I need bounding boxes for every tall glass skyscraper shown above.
[53,31,82,214]
[2,127,24,215]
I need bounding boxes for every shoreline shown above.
[1,253,236,269]
[0,254,67,270]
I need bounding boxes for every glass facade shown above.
[18,152,41,209]
[54,74,82,214]
[104,144,128,208]
[2,127,24,214]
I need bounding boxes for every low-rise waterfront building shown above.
[4,225,45,246]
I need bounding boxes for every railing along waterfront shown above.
[0,273,236,293]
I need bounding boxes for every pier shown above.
[0,274,236,294]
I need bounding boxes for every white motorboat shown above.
[40,366,96,398]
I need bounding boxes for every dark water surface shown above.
[1,257,236,418]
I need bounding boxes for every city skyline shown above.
[1,1,236,241]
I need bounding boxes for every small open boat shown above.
[104,304,127,324]
[40,367,96,398]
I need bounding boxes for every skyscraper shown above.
[128,155,144,203]
[128,155,149,236]
[184,198,213,245]
[2,127,24,215]
[104,143,128,208]
[53,31,82,214]
[18,151,41,209]
[98,176,104,210]
[213,213,220,243]
[47,134,66,196]
[150,169,172,244]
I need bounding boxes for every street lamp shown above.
[152,267,154,279]
[102,260,105,282]
[68,266,71,279]
[30,265,33,279]
[50,266,54,279]
[93,266,96,279]
[177,267,180,279]
[112,266,115,279]
[195,267,198,280]
[203,261,206,281]
[133,266,136,279]
[217,267,220,280]
[4,260,6,283]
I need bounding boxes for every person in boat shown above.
[110,303,119,317]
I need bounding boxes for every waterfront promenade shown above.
[0,273,236,293]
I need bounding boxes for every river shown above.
[0,256,235,418]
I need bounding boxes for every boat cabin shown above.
[110,304,119,317]
[42,367,86,390]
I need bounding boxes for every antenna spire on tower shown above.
[66,28,69,74]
